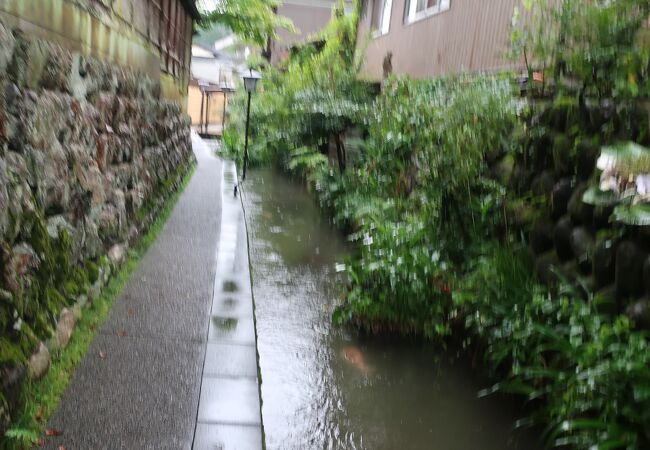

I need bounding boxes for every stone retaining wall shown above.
[502,97,650,327]
[0,17,194,433]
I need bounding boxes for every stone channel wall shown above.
[0,17,194,432]
[504,98,650,327]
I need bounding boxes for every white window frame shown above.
[404,0,450,25]
[371,0,393,37]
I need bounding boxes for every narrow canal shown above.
[241,168,537,450]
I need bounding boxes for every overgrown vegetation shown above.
[199,0,294,53]
[223,0,650,448]
[2,165,195,450]
[460,247,650,449]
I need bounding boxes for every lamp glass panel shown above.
[243,77,258,92]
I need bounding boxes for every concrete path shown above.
[192,159,263,450]
[44,134,263,450]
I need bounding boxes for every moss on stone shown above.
[4,162,196,446]
[0,338,26,366]
[85,261,99,284]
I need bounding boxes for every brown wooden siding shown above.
[271,3,334,65]
[356,0,526,80]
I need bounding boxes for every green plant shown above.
[2,429,38,448]
[221,0,650,447]
[221,0,370,173]
[200,0,294,50]
[582,142,650,225]
[512,0,650,100]
[459,246,650,449]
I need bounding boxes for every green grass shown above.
[2,163,196,450]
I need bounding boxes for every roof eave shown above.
[179,0,202,21]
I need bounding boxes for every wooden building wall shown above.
[356,0,526,80]
[271,1,335,66]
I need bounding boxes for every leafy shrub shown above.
[221,0,371,172]
[222,0,650,447]
[512,0,650,100]
[459,246,650,449]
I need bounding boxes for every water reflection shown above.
[242,168,537,450]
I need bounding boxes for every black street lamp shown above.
[241,69,260,181]
[198,80,209,135]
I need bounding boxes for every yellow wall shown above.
[187,85,229,129]
[188,85,203,125]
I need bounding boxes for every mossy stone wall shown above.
[503,96,650,326]
[0,17,194,433]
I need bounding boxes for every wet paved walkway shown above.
[192,159,263,449]
[45,134,263,450]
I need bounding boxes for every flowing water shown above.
[241,168,538,450]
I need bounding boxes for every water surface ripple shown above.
[243,169,537,450]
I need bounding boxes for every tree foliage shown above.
[200,0,295,48]
[512,0,650,100]
[222,1,650,447]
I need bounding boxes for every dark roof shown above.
[179,0,201,21]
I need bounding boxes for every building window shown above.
[371,0,393,36]
[404,0,449,24]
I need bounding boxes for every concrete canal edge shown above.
[192,155,264,450]
[237,175,268,450]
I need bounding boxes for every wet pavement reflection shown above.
[242,168,538,450]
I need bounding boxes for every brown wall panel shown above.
[271,3,334,65]
[357,0,526,80]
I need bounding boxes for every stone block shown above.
[73,153,106,207]
[530,218,555,254]
[531,170,555,198]
[615,241,646,302]
[0,21,15,74]
[197,378,261,425]
[6,32,29,87]
[54,308,75,349]
[28,341,50,380]
[554,215,573,261]
[0,158,8,240]
[25,40,73,93]
[593,239,616,289]
[569,226,594,274]
[534,251,560,286]
[644,255,650,296]
[626,299,650,330]
[551,178,572,219]
[107,243,127,266]
[568,183,593,225]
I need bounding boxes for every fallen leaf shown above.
[99,351,107,359]
[45,428,62,437]
[58,446,67,450]
[116,330,127,337]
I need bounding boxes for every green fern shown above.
[287,147,328,175]
[4,427,39,445]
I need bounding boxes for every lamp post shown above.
[198,80,208,135]
[241,69,260,181]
